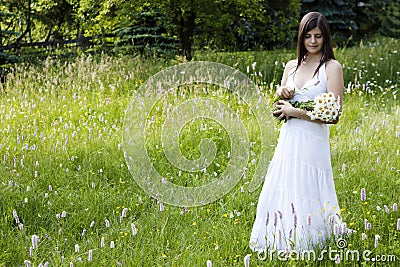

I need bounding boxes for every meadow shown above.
[0,37,399,266]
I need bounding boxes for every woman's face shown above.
[304,27,324,55]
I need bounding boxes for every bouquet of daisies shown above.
[272,92,341,123]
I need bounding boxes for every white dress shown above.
[249,63,341,252]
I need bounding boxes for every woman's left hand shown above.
[273,100,296,121]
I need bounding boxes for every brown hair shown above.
[296,12,335,76]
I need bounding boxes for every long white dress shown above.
[249,63,341,252]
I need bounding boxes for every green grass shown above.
[0,37,399,266]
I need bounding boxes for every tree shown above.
[127,0,264,60]
[113,5,179,56]
[300,0,357,44]
[32,0,74,41]
[351,0,400,38]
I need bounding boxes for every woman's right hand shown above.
[276,85,294,99]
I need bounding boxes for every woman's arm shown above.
[275,60,297,98]
[325,60,344,124]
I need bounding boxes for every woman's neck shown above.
[303,53,322,64]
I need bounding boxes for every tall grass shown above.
[0,37,399,266]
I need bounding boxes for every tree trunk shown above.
[177,10,196,61]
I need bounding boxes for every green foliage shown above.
[257,0,301,49]
[195,0,301,51]
[301,0,357,44]
[301,0,400,41]
[380,1,400,38]
[113,6,178,57]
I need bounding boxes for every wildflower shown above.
[29,247,33,257]
[105,219,110,227]
[88,249,93,262]
[110,241,115,248]
[277,210,282,220]
[131,223,137,235]
[334,224,339,236]
[24,260,32,267]
[274,212,278,227]
[307,214,312,226]
[376,205,381,211]
[122,207,128,218]
[362,233,367,240]
[100,237,105,247]
[90,221,95,228]
[342,163,346,171]
[374,235,380,248]
[265,212,269,226]
[13,209,19,224]
[384,205,390,213]
[293,213,297,228]
[334,254,341,264]
[329,215,335,224]
[159,202,164,212]
[244,254,251,267]
[341,222,347,233]
[61,211,67,218]
[31,234,39,249]
[206,260,212,267]
[74,244,79,253]
[397,218,400,231]
[360,188,366,201]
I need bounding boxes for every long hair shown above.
[296,12,335,76]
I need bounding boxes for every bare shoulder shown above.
[285,59,297,70]
[326,59,343,72]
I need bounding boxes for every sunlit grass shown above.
[0,37,399,266]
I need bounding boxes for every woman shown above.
[249,12,344,253]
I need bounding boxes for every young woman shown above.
[249,12,344,253]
